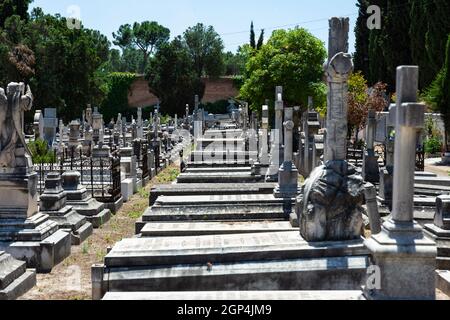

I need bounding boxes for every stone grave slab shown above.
[140,221,296,237]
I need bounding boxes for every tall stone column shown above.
[364,66,436,300]
[265,86,284,182]
[362,110,380,183]
[297,18,365,242]
[324,18,352,162]
[274,107,300,199]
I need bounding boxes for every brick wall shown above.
[127,76,239,108]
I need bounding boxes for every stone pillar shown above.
[362,110,380,183]
[296,18,365,243]
[274,107,299,199]
[324,17,352,162]
[364,66,436,300]
[425,195,450,269]
[266,86,284,182]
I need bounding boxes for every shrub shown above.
[424,137,442,155]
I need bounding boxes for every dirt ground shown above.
[19,165,180,301]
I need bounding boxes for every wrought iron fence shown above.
[34,147,122,204]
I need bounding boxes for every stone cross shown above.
[392,66,424,223]
[324,17,353,162]
[364,66,436,300]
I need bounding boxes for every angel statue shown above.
[0,82,33,168]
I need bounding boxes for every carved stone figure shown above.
[0,83,33,168]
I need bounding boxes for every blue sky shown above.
[30,0,359,53]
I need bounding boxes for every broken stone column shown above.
[274,107,300,199]
[266,86,284,182]
[296,17,365,242]
[362,110,380,183]
[364,66,436,300]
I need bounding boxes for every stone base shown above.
[364,220,437,300]
[121,179,134,202]
[43,207,93,246]
[2,229,71,273]
[0,251,36,300]
[437,270,450,297]
[273,161,300,199]
[424,224,450,270]
[102,196,123,214]
[94,232,369,299]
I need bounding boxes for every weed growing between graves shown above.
[19,165,181,300]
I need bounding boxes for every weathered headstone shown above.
[364,66,436,300]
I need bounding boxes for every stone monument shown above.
[296,18,365,242]
[0,83,71,272]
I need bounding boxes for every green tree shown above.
[113,21,170,73]
[239,28,327,112]
[100,72,137,122]
[183,23,224,78]
[0,0,32,28]
[146,37,205,116]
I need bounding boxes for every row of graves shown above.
[91,17,450,300]
[0,92,190,299]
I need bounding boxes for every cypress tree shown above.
[424,0,450,78]
[250,21,256,49]
[409,0,431,88]
[354,0,370,77]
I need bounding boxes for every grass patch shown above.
[156,167,180,184]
